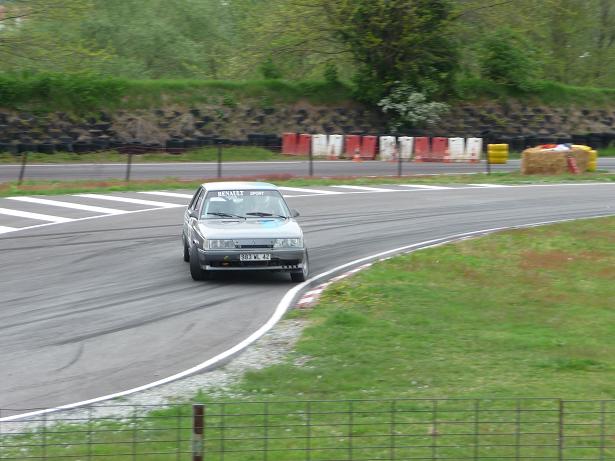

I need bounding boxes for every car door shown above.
[183,187,204,243]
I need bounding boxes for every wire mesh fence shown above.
[2,142,504,185]
[2,398,614,461]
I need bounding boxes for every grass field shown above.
[2,217,614,460]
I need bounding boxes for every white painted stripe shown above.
[278,186,342,195]
[330,185,394,192]
[468,184,511,188]
[0,226,18,234]
[1,211,614,422]
[75,194,182,208]
[0,207,73,223]
[397,185,453,190]
[139,191,193,199]
[7,197,127,215]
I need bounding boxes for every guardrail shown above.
[1,398,614,460]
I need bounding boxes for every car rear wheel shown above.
[190,247,210,281]
[290,251,309,282]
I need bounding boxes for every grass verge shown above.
[0,172,613,197]
[2,217,614,460]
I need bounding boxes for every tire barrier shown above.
[398,136,414,160]
[465,137,483,162]
[345,135,362,159]
[379,136,397,161]
[414,137,431,162]
[311,134,328,157]
[429,137,449,162]
[282,132,298,155]
[297,134,312,156]
[487,144,509,164]
[448,137,465,162]
[360,135,378,160]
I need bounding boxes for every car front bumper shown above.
[196,248,306,271]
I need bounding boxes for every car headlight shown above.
[208,239,236,249]
[274,238,303,248]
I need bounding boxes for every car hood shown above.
[198,218,302,239]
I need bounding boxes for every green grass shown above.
[456,77,615,106]
[0,73,354,113]
[2,217,614,460]
[1,172,614,197]
[0,147,300,164]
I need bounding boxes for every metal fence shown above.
[2,398,614,460]
[4,142,502,185]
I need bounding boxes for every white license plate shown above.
[240,253,271,261]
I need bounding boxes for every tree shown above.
[325,0,459,103]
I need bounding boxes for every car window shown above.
[194,189,206,213]
[201,190,290,218]
[188,187,203,210]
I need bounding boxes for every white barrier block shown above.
[328,134,344,158]
[448,137,465,162]
[379,136,397,161]
[398,137,414,160]
[311,134,328,157]
[465,138,483,161]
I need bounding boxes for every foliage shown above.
[325,0,459,103]
[323,63,339,85]
[478,28,538,91]
[378,83,449,131]
[258,57,282,79]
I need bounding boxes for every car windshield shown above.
[201,190,290,219]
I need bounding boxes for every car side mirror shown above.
[291,209,300,218]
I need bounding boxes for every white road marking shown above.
[0,226,18,234]
[7,197,127,215]
[75,194,183,208]
[277,186,342,195]
[330,185,395,192]
[139,191,193,199]
[397,185,453,190]
[467,183,511,188]
[0,207,73,223]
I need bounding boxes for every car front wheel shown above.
[290,251,309,282]
[189,247,209,281]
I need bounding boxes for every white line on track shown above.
[3,211,613,422]
[138,191,193,199]
[277,186,342,195]
[397,184,453,190]
[330,185,394,192]
[0,207,73,223]
[75,194,183,208]
[7,196,127,215]
[0,225,17,234]
[467,183,512,188]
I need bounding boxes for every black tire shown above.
[290,251,309,282]
[183,237,190,262]
[189,247,209,281]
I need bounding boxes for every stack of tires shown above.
[487,144,509,164]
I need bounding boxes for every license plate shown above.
[240,253,271,261]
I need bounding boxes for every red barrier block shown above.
[297,134,312,156]
[345,135,362,159]
[414,137,430,161]
[360,135,378,160]
[430,137,449,162]
[282,132,298,155]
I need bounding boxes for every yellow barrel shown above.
[587,149,598,172]
[487,144,509,164]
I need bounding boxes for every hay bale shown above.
[521,147,589,175]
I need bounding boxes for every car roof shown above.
[201,181,279,191]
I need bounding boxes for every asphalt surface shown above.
[1,158,614,182]
[0,183,614,415]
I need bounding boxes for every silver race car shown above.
[182,182,309,282]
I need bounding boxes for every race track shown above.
[1,182,614,416]
[1,157,614,182]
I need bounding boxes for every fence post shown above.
[486,147,491,175]
[125,151,133,182]
[309,145,313,177]
[217,142,222,179]
[397,147,402,177]
[18,151,28,185]
[193,404,204,461]
[558,399,564,461]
